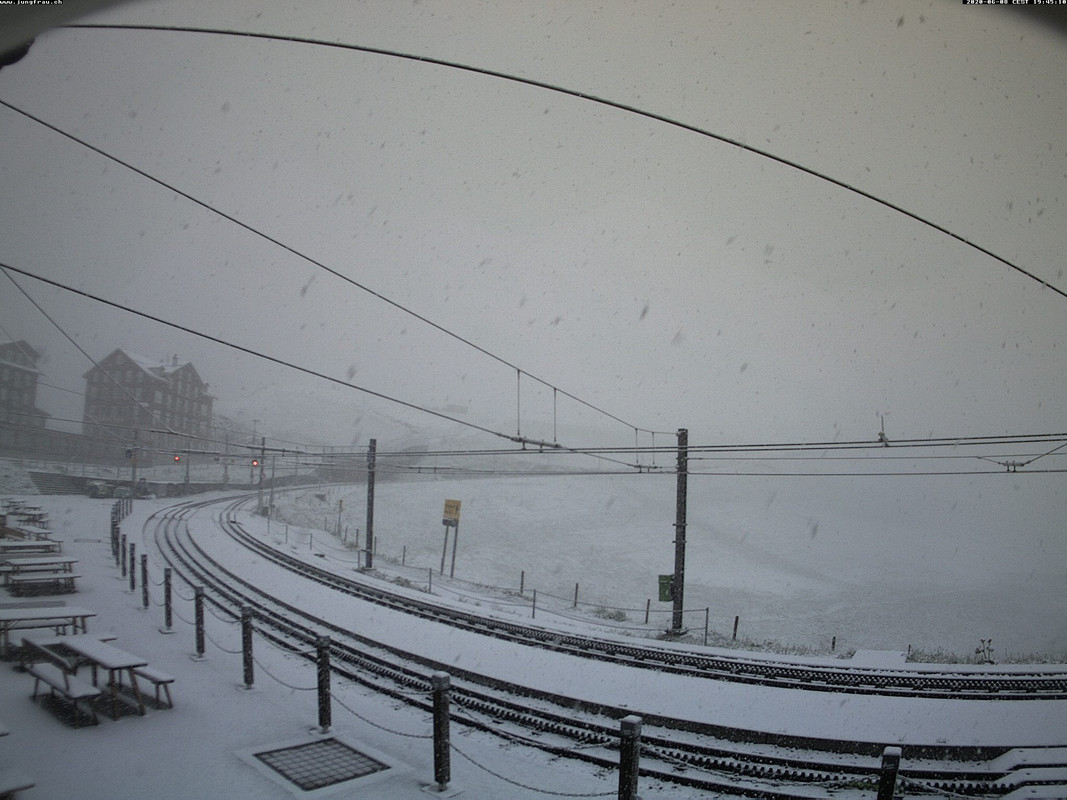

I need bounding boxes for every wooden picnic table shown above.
[8,525,52,541]
[0,605,96,657]
[0,540,60,555]
[1,557,78,586]
[47,638,148,719]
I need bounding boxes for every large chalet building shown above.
[82,349,215,456]
[0,340,49,449]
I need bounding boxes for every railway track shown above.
[142,493,1067,798]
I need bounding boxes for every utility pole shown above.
[257,436,265,512]
[365,438,376,569]
[671,428,688,633]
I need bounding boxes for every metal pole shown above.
[440,525,449,575]
[618,715,642,800]
[268,455,276,514]
[365,439,376,569]
[431,671,451,791]
[194,586,205,658]
[242,607,254,689]
[258,436,265,511]
[316,637,331,733]
[671,428,688,632]
[448,521,459,579]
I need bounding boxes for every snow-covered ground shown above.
[270,470,1067,661]
[1,488,1065,799]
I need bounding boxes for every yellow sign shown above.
[443,499,461,524]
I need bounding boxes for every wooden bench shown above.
[132,666,175,709]
[27,662,100,725]
[7,573,80,596]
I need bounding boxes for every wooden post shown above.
[120,534,127,576]
[162,568,173,633]
[194,586,205,658]
[618,715,642,800]
[140,554,149,609]
[877,746,902,800]
[732,615,739,640]
[128,542,136,592]
[532,589,537,619]
[520,570,525,595]
[704,608,709,646]
[573,583,579,608]
[645,598,651,624]
[242,607,254,689]
[431,672,451,791]
[316,637,331,733]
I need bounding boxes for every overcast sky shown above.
[0,0,1064,457]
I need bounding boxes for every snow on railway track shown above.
[142,493,1067,798]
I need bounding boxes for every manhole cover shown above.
[254,738,389,791]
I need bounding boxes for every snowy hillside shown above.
[271,469,1067,660]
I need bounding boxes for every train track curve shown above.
[141,492,1067,799]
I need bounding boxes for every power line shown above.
[0,260,510,440]
[0,94,659,444]
[1,263,180,439]
[0,260,644,470]
[57,21,1067,303]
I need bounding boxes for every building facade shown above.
[0,340,49,449]
[82,350,215,457]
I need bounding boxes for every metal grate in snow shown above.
[253,738,388,791]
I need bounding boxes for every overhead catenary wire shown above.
[1,263,181,440]
[0,259,645,471]
[0,93,660,445]
[54,22,1067,303]
[1,27,1062,474]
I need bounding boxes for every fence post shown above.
[140,554,149,609]
[532,589,537,619]
[161,568,173,633]
[120,534,127,576]
[128,543,136,592]
[877,746,901,800]
[431,671,451,791]
[618,715,642,800]
[645,598,650,625]
[316,636,331,733]
[573,583,579,608]
[704,608,709,646]
[194,586,206,659]
[242,607,254,689]
[520,570,525,595]
[733,615,739,640]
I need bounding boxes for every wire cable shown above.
[0,92,658,440]
[55,22,1067,303]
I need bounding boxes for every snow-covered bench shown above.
[132,666,175,709]
[27,662,100,725]
[7,573,81,596]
